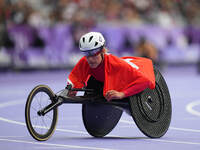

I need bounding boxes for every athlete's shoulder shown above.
[121,56,149,60]
[104,53,120,60]
[72,56,89,72]
[75,56,88,65]
[80,56,87,62]
[104,53,132,68]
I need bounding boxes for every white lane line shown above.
[2,116,200,146]
[0,138,117,150]
[2,99,200,133]
[0,100,24,108]
[186,100,200,117]
[0,116,119,137]
[1,107,200,136]
[34,146,73,149]
[0,117,88,135]
[1,99,200,146]
[145,139,200,145]
[169,127,200,133]
[0,136,25,138]
[119,120,134,124]
[119,120,200,133]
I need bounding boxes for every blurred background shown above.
[0,1,200,148]
[0,0,200,72]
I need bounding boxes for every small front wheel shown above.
[25,85,58,141]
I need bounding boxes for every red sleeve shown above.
[103,54,155,97]
[122,82,149,97]
[67,57,90,88]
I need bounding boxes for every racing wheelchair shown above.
[25,67,172,141]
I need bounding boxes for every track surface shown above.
[0,66,200,150]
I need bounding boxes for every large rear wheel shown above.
[129,68,172,138]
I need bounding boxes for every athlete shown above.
[67,32,155,101]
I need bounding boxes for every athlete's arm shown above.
[105,82,148,101]
[105,90,125,101]
[123,82,149,97]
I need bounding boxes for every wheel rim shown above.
[29,91,55,136]
[25,85,58,141]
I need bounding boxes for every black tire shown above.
[82,76,123,137]
[129,68,172,138]
[25,85,58,141]
[82,103,123,137]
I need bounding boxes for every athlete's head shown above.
[79,32,106,68]
[79,32,105,57]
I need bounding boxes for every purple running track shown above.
[0,66,200,150]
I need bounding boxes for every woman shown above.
[67,32,155,101]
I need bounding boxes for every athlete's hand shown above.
[105,90,125,101]
[67,91,77,97]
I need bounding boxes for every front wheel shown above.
[25,85,58,141]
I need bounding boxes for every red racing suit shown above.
[67,53,155,98]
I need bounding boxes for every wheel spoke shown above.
[35,94,41,109]
[39,93,42,109]
[45,114,53,120]
[31,106,38,112]
[31,115,40,120]
[26,86,57,141]
[40,92,43,108]
[42,117,48,130]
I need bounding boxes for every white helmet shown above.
[79,32,105,56]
